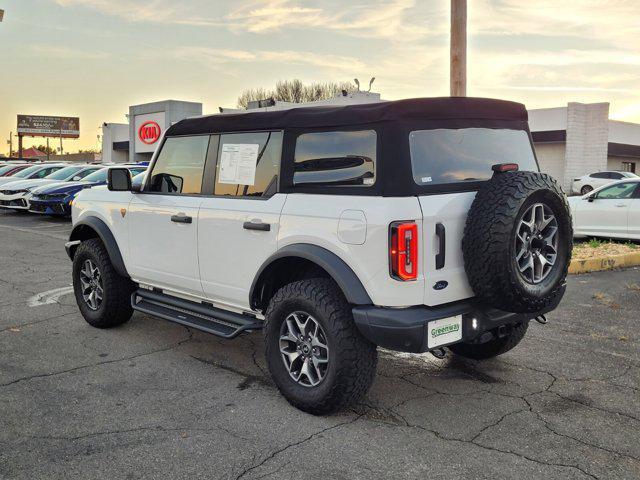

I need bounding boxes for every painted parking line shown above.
[27,286,74,307]
[0,224,68,240]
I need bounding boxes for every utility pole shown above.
[450,0,467,97]
[7,131,12,157]
[46,138,50,161]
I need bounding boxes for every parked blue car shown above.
[29,165,146,217]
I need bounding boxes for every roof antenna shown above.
[354,78,360,92]
[367,77,376,92]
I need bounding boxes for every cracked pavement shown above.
[1,211,639,480]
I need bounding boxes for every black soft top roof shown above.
[166,97,528,136]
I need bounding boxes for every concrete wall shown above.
[609,120,640,145]
[534,143,566,185]
[102,123,129,164]
[563,102,610,191]
[528,107,567,132]
[608,155,638,173]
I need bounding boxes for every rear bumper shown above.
[353,284,566,353]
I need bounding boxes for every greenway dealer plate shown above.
[427,315,463,349]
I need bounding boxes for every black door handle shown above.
[435,223,446,270]
[171,214,192,224]
[243,221,270,231]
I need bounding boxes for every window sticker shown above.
[219,143,260,185]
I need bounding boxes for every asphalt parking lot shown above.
[1,210,639,480]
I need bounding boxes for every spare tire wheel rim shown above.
[279,311,329,387]
[515,202,559,284]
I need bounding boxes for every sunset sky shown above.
[1,0,639,153]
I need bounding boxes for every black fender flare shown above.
[67,217,129,278]
[249,243,372,310]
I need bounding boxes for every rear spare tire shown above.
[462,171,572,313]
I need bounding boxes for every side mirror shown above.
[587,194,596,202]
[107,168,132,192]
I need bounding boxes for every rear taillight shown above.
[389,221,418,281]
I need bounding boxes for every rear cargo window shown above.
[409,128,537,186]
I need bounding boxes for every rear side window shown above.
[590,172,609,179]
[409,128,538,186]
[294,130,376,187]
[214,131,282,197]
[149,136,209,194]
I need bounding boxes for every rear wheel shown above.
[580,185,593,195]
[72,238,134,328]
[264,278,377,415]
[449,322,528,360]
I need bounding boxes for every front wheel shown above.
[264,278,377,415]
[72,238,135,328]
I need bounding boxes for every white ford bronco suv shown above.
[66,97,572,414]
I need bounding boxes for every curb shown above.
[569,251,640,275]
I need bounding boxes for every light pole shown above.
[450,0,467,97]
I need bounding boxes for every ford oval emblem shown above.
[433,280,448,290]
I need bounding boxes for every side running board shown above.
[131,289,262,339]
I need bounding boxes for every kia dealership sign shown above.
[138,121,161,145]
[134,112,165,153]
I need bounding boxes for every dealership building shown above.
[102,100,201,164]
[102,98,640,192]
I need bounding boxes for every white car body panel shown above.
[128,193,204,298]
[198,194,287,310]
[72,189,480,310]
[279,194,425,308]
[568,179,640,240]
[72,187,134,271]
[418,193,475,306]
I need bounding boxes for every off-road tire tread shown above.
[264,278,377,415]
[462,171,572,313]
[449,321,529,360]
[73,238,134,328]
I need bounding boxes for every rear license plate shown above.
[427,315,463,349]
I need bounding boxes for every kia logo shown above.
[138,121,161,144]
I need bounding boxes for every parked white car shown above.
[571,171,638,196]
[569,179,640,240]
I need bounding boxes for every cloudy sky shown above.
[1,0,639,152]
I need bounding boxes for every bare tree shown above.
[237,79,356,108]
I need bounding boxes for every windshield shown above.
[409,128,538,186]
[45,166,83,180]
[83,168,108,183]
[13,165,42,178]
[0,165,21,175]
